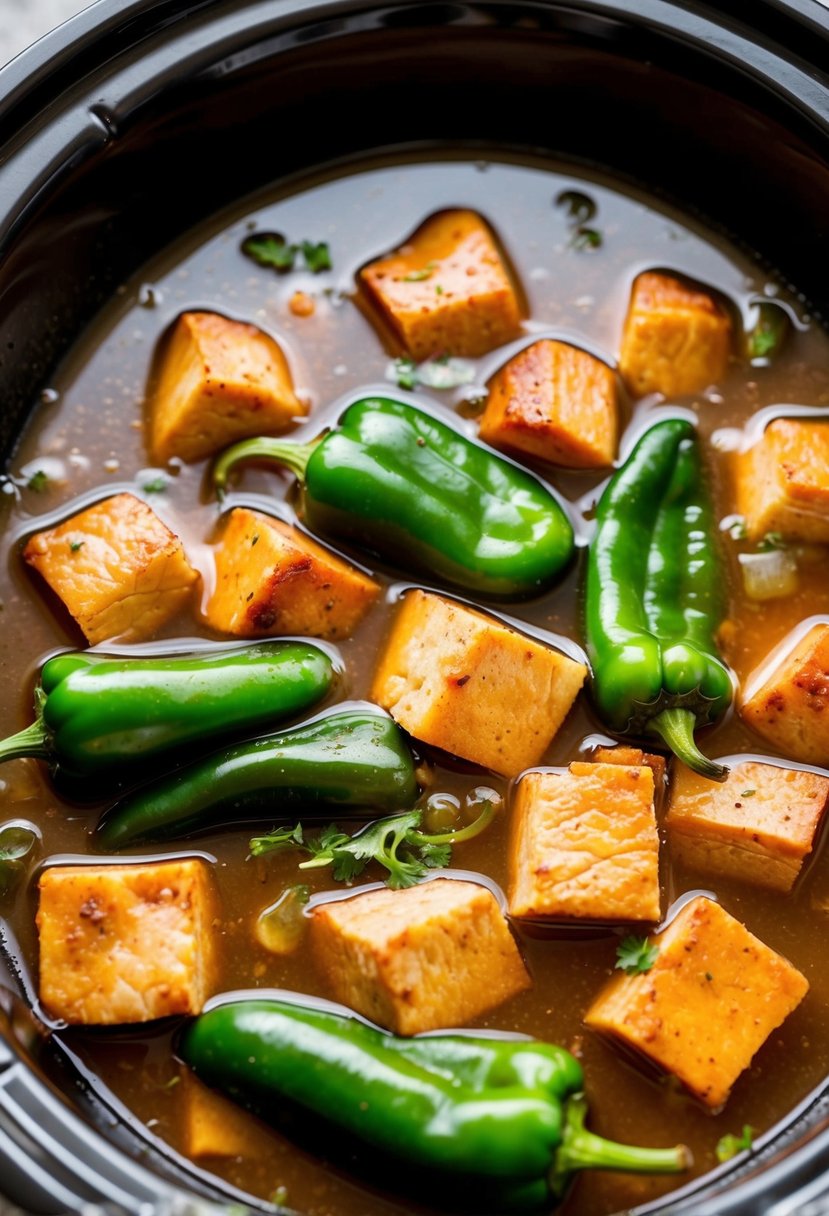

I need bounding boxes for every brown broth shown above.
[2,151,829,1216]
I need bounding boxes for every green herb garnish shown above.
[571,226,603,251]
[746,301,790,362]
[143,476,167,493]
[555,190,597,224]
[26,470,49,493]
[249,802,494,890]
[758,531,786,552]
[615,936,659,975]
[69,540,85,553]
[392,356,419,390]
[242,232,297,273]
[402,261,436,283]
[716,1125,754,1163]
[242,233,332,274]
[300,240,332,274]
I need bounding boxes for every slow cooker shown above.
[1,2,828,1213]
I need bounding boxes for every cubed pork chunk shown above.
[310,878,530,1035]
[203,506,379,640]
[509,762,660,923]
[150,311,305,464]
[37,858,218,1024]
[619,272,732,398]
[734,418,829,544]
[740,623,829,765]
[585,895,808,1110]
[667,759,829,893]
[370,589,587,778]
[480,339,618,468]
[359,209,522,359]
[23,492,197,644]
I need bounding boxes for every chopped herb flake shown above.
[143,477,167,493]
[26,470,49,493]
[241,232,297,273]
[571,226,603,251]
[555,189,597,224]
[716,1125,754,1163]
[402,261,436,283]
[615,936,659,975]
[758,531,786,552]
[391,356,419,390]
[300,240,332,274]
[69,540,85,553]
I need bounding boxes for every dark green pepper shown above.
[0,641,335,793]
[179,997,688,1212]
[96,705,418,849]
[585,418,733,779]
[212,396,575,599]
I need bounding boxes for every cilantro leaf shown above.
[300,241,332,273]
[615,936,659,975]
[758,531,786,552]
[418,842,452,869]
[571,226,603,251]
[716,1125,754,1163]
[248,823,305,858]
[241,233,297,273]
[143,476,167,493]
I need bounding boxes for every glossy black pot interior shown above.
[1,2,828,1214]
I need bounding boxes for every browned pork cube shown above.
[310,879,531,1035]
[150,311,305,464]
[23,491,197,644]
[585,896,808,1110]
[360,209,522,359]
[619,272,732,398]
[591,745,667,791]
[509,762,660,923]
[734,418,829,544]
[480,339,618,468]
[370,589,587,778]
[667,760,829,893]
[38,859,218,1025]
[203,507,379,640]
[740,623,829,765]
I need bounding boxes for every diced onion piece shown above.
[255,884,309,954]
[739,549,798,601]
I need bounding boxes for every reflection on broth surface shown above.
[2,152,829,1216]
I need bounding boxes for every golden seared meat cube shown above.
[23,491,197,644]
[508,763,660,924]
[667,760,829,893]
[37,859,218,1025]
[359,209,522,359]
[735,418,829,544]
[585,895,808,1111]
[479,339,618,468]
[741,624,829,765]
[618,271,732,398]
[204,506,379,640]
[183,1075,259,1159]
[150,311,305,464]
[370,589,587,778]
[592,745,667,790]
[310,878,531,1035]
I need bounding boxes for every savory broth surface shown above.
[2,153,829,1216]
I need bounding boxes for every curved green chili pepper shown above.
[179,997,688,1212]
[212,396,575,599]
[96,705,418,849]
[585,418,732,779]
[0,642,335,793]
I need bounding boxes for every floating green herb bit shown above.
[745,300,790,362]
[142,476,168,493]
[716,1125,754,1163]
[387,354,475,392]
[68,540,85,553]
[758,530,786,552]
[571,226,603,251]
[26,469,49,493]
[0,823,38,897]
[300,240,332,274]
[615,935,659,975]
[250,800,495,890]
[255,884,310,955]
[555,189,597,224]
[391,356,419,390]
[241,232,297,272]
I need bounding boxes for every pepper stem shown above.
[647,708,728,781]
[212,435,319,496]
[411,799,495,845]
[0,717,50,764]
[549,1095,690,1198]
